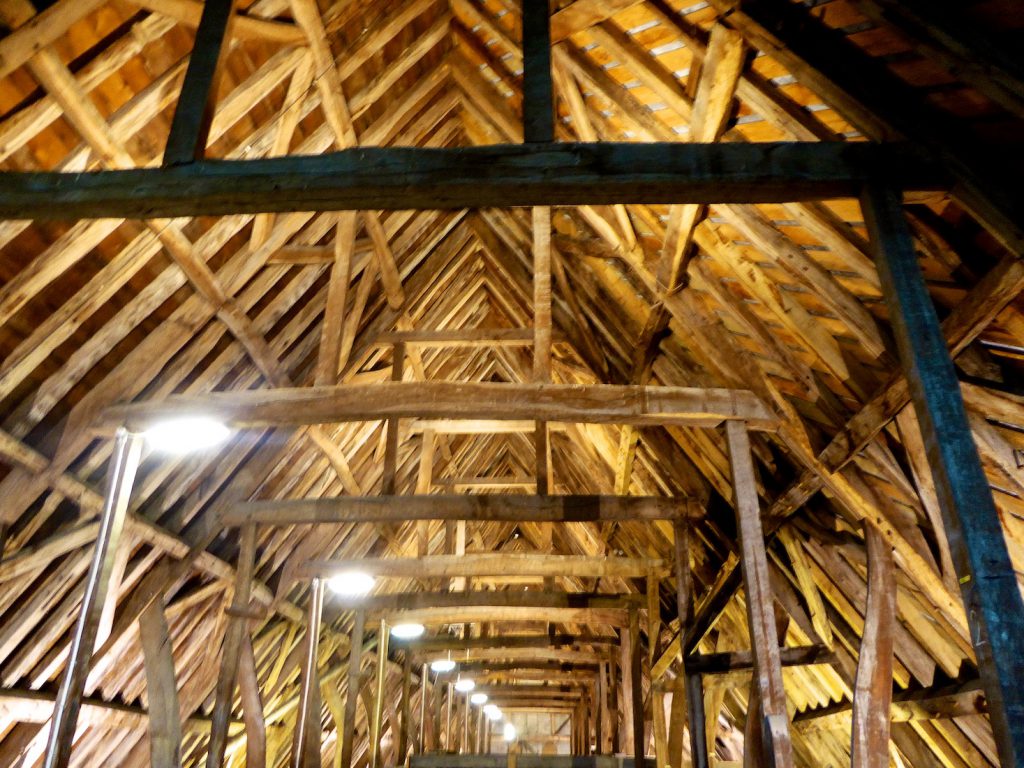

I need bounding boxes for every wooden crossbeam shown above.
[298,554,667,580]
[97,382,776,433]
[0,142,945,220]
[223,494,699,527]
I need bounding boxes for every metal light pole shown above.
[44,428,144,768]
[294,577,325,767]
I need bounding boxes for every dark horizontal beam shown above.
[686,644,835,675]
[223,495,700,527]
[0,142,946,220]
[403,633,615,652]
[329,591,641,614]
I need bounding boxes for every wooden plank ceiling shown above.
[0,0,1021,766]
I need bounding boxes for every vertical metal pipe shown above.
[370,620,389,768]
[340,610,365,768]
[685,674,709,768]
[44,428,143,768]
[419,663,429,754]
[294,577,325,768]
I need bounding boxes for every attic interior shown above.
[0,0,1023,766]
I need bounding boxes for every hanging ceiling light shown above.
[470,692,488,705]
[390,623,425,639]
[144,416,229,453]
[454,677,476,692]
[430,658,457,673]
[327,571,375,597]
[484,704,502,721]
[503,722,517,742]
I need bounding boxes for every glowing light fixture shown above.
[144,416,229,453]
[484,705,502,721]
[390,623,425,639]
[454,677,476,692]
[470,692,488,705]
[327,571,375,597]
[503,723,517,742]
[430,658,457,673]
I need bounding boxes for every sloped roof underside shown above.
[0,0,1022,766]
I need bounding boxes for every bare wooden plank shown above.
[0,143,946,220]
[138,601,182,768]
[339,610,365,768]
[299,554,667,580]
[725,421,793,767]
[206,524,258,768]
[850,526,896,768]
[98,382,777,433]
[238,633,266,768]
[224,495,700,527]
[163,0,237,165]
[862,181,1024,765]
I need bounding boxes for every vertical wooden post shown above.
[534,205,553,499]
[725,421,793,768]
[522,0,553,143]
[594,667,603,754]
[44,428,142,768]
[163,0,236,165]
[383,342,405,495]
[619,627,633,754]
[671,519,708,768]
[629,609,645,767]
[862,181,1024,767]
[445,682,454,752]
[294,577,325,768]
[398,653,411,761]
[206,523,259,768]
[419,662,429,754]
[370,620,389,768]
[139,600,182,768]
[238,632,267,768]
[850,525,896,768]
[340,611,365,768]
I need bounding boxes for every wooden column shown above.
[398,654,412,761]
[139,601,182,768]
[382,342,405,494]
[629,609,645,766]
[850,526,896,768]
[534,205,553,498]
[339,611,365,768]
[672,519,708,768]
[419,662,429,754]
[44,429,142,768]
[238,633,267,768]
[206,523,259,767]
[522,0,553,143]
[724,421,793,767]
[370,620,389,768]
[163,0,236,165]
[294,577,325,768]
[862,182,1024,766]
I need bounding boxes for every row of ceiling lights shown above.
[142,420,520,743]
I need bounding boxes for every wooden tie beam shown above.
[223,494,700,527]
[97,381,777,433]
[0,142,946,220]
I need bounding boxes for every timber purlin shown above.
[0,142,947,219]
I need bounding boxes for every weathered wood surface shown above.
[299,554,667,580]
[0,143,946,219]
[98,381,776,432]
[224,495,701,526]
